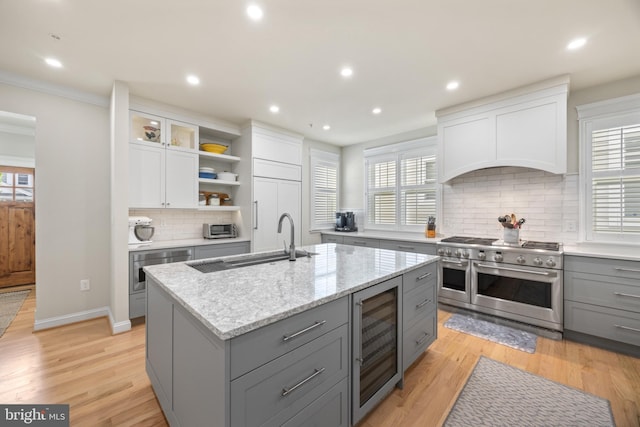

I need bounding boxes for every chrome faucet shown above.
[277,213,296,261]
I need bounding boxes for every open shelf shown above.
[198,151,241,162]
[198,178,240,186]
[196,205,240,211]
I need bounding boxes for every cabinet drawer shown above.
[194,242,250,260]
[403,312,436,370]
[230,324,348,427]
[230,297,348,379]
[321,234,344,244]
[281,378,348,427]
[342,236,379,248]
[565,256,640,281]
[129,292,146,319]
[565,271,640,313]
[403,263,437,294]
[403,281,437,329]
[379,240,436,255]
[565,301,640,347]
[253,158,302,181]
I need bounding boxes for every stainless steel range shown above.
[437,236,563,332]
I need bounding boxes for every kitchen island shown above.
[143,243,439,427]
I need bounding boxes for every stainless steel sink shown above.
[189,250,316,273]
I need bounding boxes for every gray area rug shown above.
[0,290,30,338]
[444,313,537,353]
[444,357,615,427]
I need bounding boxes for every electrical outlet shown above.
[80,279,90,291]
[563,220,577,233]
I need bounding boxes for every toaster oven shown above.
[203,223,237,239]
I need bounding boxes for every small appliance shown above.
[335,211,358,232]
[128,216,154,245]
[203,223,237,239]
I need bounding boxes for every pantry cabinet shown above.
[252,177,301,252]
[436,77,569,182]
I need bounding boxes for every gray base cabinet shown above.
[402,262,437,369]
[321,233,436,255]
[564,255,640,353]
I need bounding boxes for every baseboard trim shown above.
[34,306,132,335]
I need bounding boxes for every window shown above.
[578,94,640,243]
[0,166,35,203]
[364,137,437,231]
[310,150,340,230]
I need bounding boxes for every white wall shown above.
[0,131,35,166]
[0,81,111,324]
[301,138,341,245]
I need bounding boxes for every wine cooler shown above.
[352,276,402,424]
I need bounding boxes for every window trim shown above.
[309,149,340,231]
[577,93,640,244]
[363,137,438,232]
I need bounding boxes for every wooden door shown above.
[0,166,35,288]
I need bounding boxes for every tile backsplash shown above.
[441,167,579,244]
[129,209,237,241]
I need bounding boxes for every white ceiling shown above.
[1,0,639,145]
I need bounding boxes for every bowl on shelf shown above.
[199,167,217,179]
[200,143,228,154]
[217,172,237,181]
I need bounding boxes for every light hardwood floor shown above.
[1,287,639,426]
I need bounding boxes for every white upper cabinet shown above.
[437,77,569,182]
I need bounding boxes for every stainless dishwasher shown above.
[129,248,194,318]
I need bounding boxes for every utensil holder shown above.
[504,228,519,244]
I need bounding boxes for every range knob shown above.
[546,258,557,268]
[437,248,445,256]
[494,253,503,262]
[478,252,486,260]
[533,257,543,266]
[516,255,526,264]
[462,250,470,258]
[445,249,452,256]
[454,250,461,258]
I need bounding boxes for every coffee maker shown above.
[128,216,155,245]
[335,211,358,232]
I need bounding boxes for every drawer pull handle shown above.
[416,299,432,309]
[613,292,640,299]
[353,241,366,245]
[614,267,640,274]
[416,272,432,281]
[398,245,415,250]
[282,320,327,342]
[416,332,431,346]
[615,324,640,333]
[281,367,325,397]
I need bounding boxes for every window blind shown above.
[364,138,437,230]
[591,124,640,234]
[310,151,339,229]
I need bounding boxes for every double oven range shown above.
[437,236,563,332]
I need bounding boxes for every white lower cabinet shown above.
[129,142,198,208]
[253,177,301,252]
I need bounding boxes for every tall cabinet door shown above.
[129,142,165,208]
[166,149,198,209]
[253,177,280,252]
[277,180,301,247]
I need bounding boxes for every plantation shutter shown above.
[366,155,397,226]
[400,151,436,225]
[310,150,339,229]
[591,123,640,234]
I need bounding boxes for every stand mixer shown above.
[128,216,155,245]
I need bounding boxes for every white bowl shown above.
[217,172,237,181]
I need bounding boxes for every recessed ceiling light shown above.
[186,75,200,85]
[446,81,459,90]
[372,108,382,115]
[150,121,159,126]
[567,37,587,50]
[323,125,331,131]
[269,105,279,113]
[340,67,353,78]
[247,4,263,21]
[44,57,62,68]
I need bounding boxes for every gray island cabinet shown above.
[144,243,438,427]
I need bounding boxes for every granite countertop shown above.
[129,237,250,252]
[320,229,441,244]
[144,243,439,340]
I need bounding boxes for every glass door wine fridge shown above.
[352,275,402,424]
